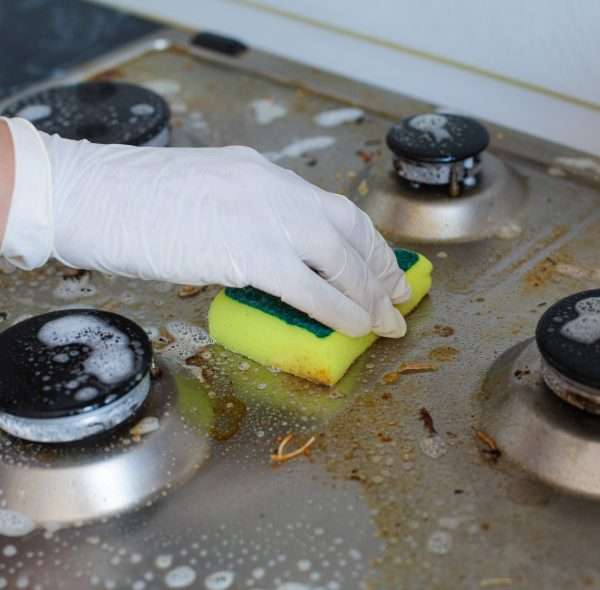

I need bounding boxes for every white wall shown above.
[94,0,600,154]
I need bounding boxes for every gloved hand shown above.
[0,117,410,338]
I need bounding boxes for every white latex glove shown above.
[0,117,410,338]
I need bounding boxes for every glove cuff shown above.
[0,117,54,270]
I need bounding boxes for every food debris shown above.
[433,324,455,337]
[271,433,316,463]
[513,367,531,380]
[209,394,247,441]
[479,578,513,588]
[429,346,459,362]
[554,262,600,281]
[178,285,202,298]
[60,267,88,279]
[152,328,175,350]
[130,416,160,438]
[356,149,377,163]
[399,361,437,374]
[523,252,570,289]
[150,358,162,379]
[383,362,437,383]
[357,180,369,196]
[475,429,502,462]
[383,372,400,384]
[419,407,437,434]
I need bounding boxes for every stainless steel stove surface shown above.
[1,29,600,590]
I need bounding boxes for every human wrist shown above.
[0,117,53,270]
[0,119,15,252]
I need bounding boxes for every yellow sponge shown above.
[208,249,433,386]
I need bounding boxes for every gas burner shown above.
[387,113,490,196]
[481,290,600,498]
[0,309,152,442]
[356,112,527,243]
[0,357,209,525]
[1,81,171,146]
[537,290,600,413]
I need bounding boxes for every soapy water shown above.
[2,544,16,557]
[130,103,155,116]
[165,565,197,588]
[561,297,600,344]
[427,530,452,555]
[159,320,213,366]
[0,509,35,537]
[313,107,364,128]
[38,314,136,385]
[252,99,287,125]
[264,137,336,162]
[141,79,181,96]
[156,555,174,569]
[204,571,235,590]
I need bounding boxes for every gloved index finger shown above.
[318,191,410,304]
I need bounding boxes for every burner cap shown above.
[1,82,171,146]
[0,309,152,442]
[386,113,490,164]
[536,290,600,391]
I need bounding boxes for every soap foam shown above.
[38,315,135,385]
[314,107,364,127]
[252,99,287,125]
[561,297,600,344]
[264,136,335,162]
[159,320,213,365]
[74,387,99,402]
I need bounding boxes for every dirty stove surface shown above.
[1,29,600,590]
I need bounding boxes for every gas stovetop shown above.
[1,28,600,590]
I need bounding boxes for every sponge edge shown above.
[208,251,433,386]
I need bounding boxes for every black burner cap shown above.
[1,82,170,146]
[0,309,152,419]
[386,113,490,164]
[536,290,600,389]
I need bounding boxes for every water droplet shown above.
[165,566,196,588]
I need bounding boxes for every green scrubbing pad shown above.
[208,248,433,386]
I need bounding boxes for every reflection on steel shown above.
[482,340,600,498]
[0,363,209,525]
[360,153,527,243]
